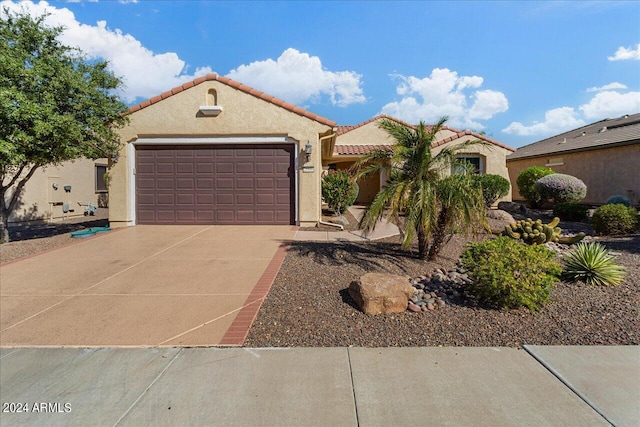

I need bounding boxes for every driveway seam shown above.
[346,347,361,427]
[0,226,215,333]
[112,348,185,427]
[522,345,615,426]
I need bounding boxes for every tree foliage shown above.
[0,9,129,241]
[352,117,488,260]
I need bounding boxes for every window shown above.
[546,157,564,166]
[95,165,108,192]
[453,155,484,174]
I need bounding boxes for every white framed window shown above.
[453,155,484,174]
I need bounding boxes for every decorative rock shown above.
[498,201,527,214]
[486,209,516,223]
[349,273,415,316]
[407,302,421,312]
[427,303,435,310]
[425,298,436,304]
[437,299,446,307]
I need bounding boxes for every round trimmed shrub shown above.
[591,204,638,235]
[473,174,511,207]
[552,202,589,222]
[534,173,587,203]
[605,195,631,207]
[321,170,358,215]
[460,236,561,312]
[516,166,554,208]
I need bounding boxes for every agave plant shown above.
[563,242,626,286]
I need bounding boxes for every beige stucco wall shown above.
[507,143,640,206]
[6,158,106,223]
[109,80,333,227]
[335,161,380,204]
[329,121,513,205]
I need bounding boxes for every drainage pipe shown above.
[318,220,344,230]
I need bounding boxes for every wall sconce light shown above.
[305,141,312,162]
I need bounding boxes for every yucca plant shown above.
[563,242,626,286]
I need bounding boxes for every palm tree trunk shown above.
[417,227,428,259]
[428,208,450,261]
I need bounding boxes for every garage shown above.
[135,144,295,225]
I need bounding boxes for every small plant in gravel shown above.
[605,195,632,207]
[461,236,562,312]
[534,173,587,203]
[472,174,510,207]
[563,242,626,286]
[591,204,639,235]
[321,170,358,215]
[516,166,554,208]
[553,202,589,222]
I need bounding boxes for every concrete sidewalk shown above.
[1,346,637,426]
[294,206,400,242]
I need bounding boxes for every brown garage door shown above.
[136,145,294,225]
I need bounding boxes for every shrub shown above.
[591,204,639,235]
[321,170,358,215]
[473,174,510,207]
[605,195,632,207]
[553,202,589,222]
[563,242,626,286]
[534,173,587,203]
[460,236,561,312]
[516,166,554,207]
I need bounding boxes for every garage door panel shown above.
[136,144,293,225]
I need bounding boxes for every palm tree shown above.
[352,117,488,260]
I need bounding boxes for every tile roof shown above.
[333,145,393,156]
[127,74,336,127]
[508,113,640,161]
[334,114,515,154]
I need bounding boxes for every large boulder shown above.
[486,209,516,234]
[349,273,414,315]
[498,201,526,214]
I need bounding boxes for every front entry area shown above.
[136,144,295,225]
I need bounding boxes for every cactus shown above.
[558,232,586,244]
[502,217,583,245]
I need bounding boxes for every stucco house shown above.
[325,115,515,204]
[6,158,108,223]
[507,113,640,206]
[108,74,515,228]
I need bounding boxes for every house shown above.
[108,74,335,227]
[108,75,514,228]
[507,113,640,206]
[325,115,515,204]
[6,158,108,223]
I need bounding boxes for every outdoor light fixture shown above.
[305,141,312,162]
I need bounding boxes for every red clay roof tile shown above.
[127,74,336,126]
[333,144,393,155]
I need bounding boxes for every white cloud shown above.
[608,43,640,61]
[227,48,365,107]
[579,90,640,119]
[502,107,586,136]
[586,82,628,92]
[380,68,508,130]
[0,1,213,103]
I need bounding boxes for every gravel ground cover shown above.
[0,209,108,263]
[245,220,639,347]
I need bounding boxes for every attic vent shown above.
[581,131,586,136]
[599,126,607,133]
[559,138,567,144]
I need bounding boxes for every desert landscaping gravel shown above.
[245,231,639,348]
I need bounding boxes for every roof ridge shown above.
[127,73,336,127]
[336,114,418,135]
[432,129,516,152]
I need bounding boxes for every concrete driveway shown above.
[0,225,296,347]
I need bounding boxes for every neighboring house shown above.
[5,158,108,223]
[108,75,515,228]
[507,113,640,206]
[325,115,515,204]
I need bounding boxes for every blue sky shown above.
[3,1,639,148]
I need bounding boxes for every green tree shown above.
[0,10,129,242]
[353,117,487,260]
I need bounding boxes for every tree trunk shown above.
[428,208,450,261]
[1,214,8,243]
[417,226,428,259]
